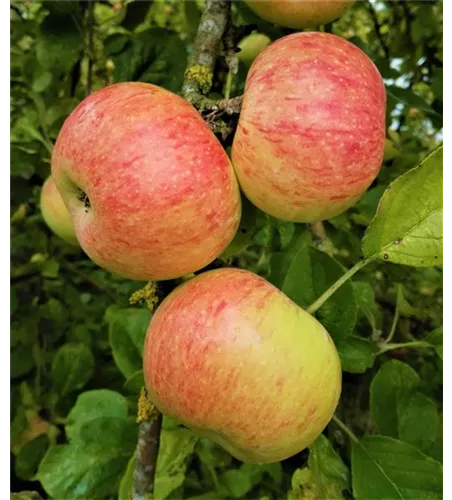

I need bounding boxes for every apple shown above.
[143,268,341,463]
[40,177,79,246]
[51,82,241,280]
[245,0,355,29]
[232,32,386,222]
[237,32,272,66]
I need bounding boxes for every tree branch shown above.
[132,389,163,500]
[182,0,243,115]
[131,5,245,496]
[182,0,230,100]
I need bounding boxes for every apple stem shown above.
[331,415,360,444]
[306,256,375,315]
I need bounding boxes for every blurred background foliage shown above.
[11,1,442,499]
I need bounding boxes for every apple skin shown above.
[40,177,79,246]
[143,268,342,463]
[238,33,272,66]
[51,82,241,280]
[232,32,386,222]
[246,0,355,29]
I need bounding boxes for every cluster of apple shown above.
[40,0,385,464]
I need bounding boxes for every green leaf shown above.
[107,308,151,379]
[370,360,420,437]
[45,2,81,15]
[120,0,153,30]
[362,146,443,267]
[336,337,379,374]
[124,370,145,394]
[395,284,420,318]
[51,343,95,396]
[221,197,260,260]
[121,428,198,500]
[11,287,18,316]
[36,14,82,72]
[41,258,60,278]
[11,344,35,379]
[155,428,199,500]
[66,390,129,442]
[15,434,50,480]
[108,28,187,92]
[196,438,233,471]
[386,86,442,119]
[10,146,38,179]
[426,327,443,359]
[352,436,442,499]
[275,219,296,249]
[221,468,257,498]
[10,493,43,500]
[397,393,439,454]
[289,435,349,499]
[352,281,378,333]
[276,242,357,341]
[38,416,138,500]
[32,70,53,93]
[428,416,443,463]
[118,454,136,500]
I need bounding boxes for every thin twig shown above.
[86,0,95,96]
[366,1,390,59]
[306,257,374,314]
[332,415,360,444]
[132,389,163,500]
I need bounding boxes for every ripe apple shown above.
[246,0,355,29]
[232,32,386,222]
[51,82,241,280]
[143,268,341,463]
[40,177,79,246]
[237,32,272,66]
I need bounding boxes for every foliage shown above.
[11,1,442,499]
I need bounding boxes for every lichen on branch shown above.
[182,0,243,116]
[132,389,163,500]
[182,0,230,100]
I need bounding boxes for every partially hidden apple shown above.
[237,32,272,66]
[51,82,241,280]
[232,32,386,222]
[143,268,341,463]
[40,177,79,246]
[246,0,355,29]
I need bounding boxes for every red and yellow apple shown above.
[246,0,355,29]
[232,32,386,222]
[40,177,79,246]
[51,83,241,280]
[143,268,341,463]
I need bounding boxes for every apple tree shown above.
[11,1,442,499]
